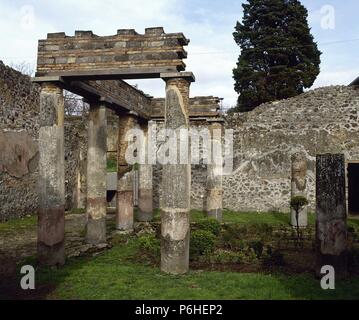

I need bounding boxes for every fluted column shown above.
[206,120,223,221]
[160,73,193,274]
[290,152,308,227]
[86,101,107,244]
[137,123,153,222]
[38,82,65,266]
[316,154,348,278]
[116,114,136,231]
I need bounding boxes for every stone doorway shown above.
[348,162,359,215]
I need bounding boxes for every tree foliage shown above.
[233,0,321,112]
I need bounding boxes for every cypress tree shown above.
[233,0,321,112]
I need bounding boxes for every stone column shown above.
[290,152,308,227]
[38,82,65,266]
[116,114,136,231]
[316,154,348,278]
[137,123,153,222]
[161,74,193,274]
[206,120,223,221]
[85,101,107,245]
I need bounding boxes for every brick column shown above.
[206,120,223,221]
[290,152,308,227]
[316,154,348,278]
[116,114,136,231]
[136,123,153,222]
[86,101,107,244]
[38,82,65,266]
[160,73,194,274]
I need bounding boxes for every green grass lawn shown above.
[2,210,357,231]
[152,209,316,226]
[2,211,359,300]
[0,215,36,233]
[106,158,117,172]
[32,236,359,300]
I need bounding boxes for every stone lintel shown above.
[36,67,182,80]
[34,78,151,120]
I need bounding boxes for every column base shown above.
[137,189,153,222]
[116,190,134,231]
[85,217,107,245]
[316,251,348,279]
[160,210,190,275]
[37,241,65,266]
[37,206,65,266]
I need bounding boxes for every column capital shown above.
[39,81,64,94]
[160,72,195,83]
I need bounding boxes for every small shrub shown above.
[248,240,264,258]
[210,249,243,264]
[138,234,160,257]
[262,246,285,266]
[196,219,221,236]
[190,230,216,258]
[106,158,117,172]
[221,224,248,242]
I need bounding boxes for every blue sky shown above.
[1,0,358,108]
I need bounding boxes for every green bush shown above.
[196,219,221,236]
[106,158,117,172]
[262,246,285,266]
[190,230,216,258]
[248,240,264,258]
[210,249,243,264]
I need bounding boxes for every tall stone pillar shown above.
[38,82,65,266]
[206,120,223,221]
[290,152,308,227]
[137,123,153,222]
[160,73,194,274]
[86,101,107,244]
[316,154,348,278]
[116,114,136,231]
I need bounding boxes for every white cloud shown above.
[313,69,359,88]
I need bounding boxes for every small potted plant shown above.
[290,196,308,249]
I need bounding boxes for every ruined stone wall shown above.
[223,85,359,213]
[153,86,359,213]
[0,61,88,221]
[0,61,40,220]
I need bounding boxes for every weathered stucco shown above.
[222,85,359,213]
[0,61,88,221]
